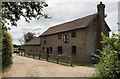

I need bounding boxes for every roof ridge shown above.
[50,13,98,28]
[25,37,40,45]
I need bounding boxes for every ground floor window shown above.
[58,46,62,54]
[71,46,76,55]
[42,47,45,53]
[50,47,52,53]
[46,48,49,54]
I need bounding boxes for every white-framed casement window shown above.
[63,35,69,43]
[44,38,47,44]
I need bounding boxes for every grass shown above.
[22,54,96,67]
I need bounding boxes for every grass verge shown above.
[22,55,96,67]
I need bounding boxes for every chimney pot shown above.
[97,2,105,15]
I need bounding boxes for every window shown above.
[50,47,52,53]
[44,38,47,44]
[42,47,44,52]
[63,35,69,43]
[58,34,62,39]
[72,46,76,55]
[71,31,76,37]
[46,48,49,54]
[58,46,62,54]
[36,49,38,52]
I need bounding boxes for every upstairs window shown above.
[42,47,45,52]
[63,35,69,43]
[71,31,76,38]
[44,38,47,44]
[58,33,62,39]
[71,46,76,55]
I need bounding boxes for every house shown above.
[24,37,41,55]
[39,2,111,63]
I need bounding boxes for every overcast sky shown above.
[8,0,119,45]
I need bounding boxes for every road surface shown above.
[3,55,96,77]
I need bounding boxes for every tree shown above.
[2,26,13,71]
[1,1,50,71]
[1,1,50,27]
[24,32,35,44]
[94,33,120,78]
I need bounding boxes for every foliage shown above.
[13,44,21,48]
[91,54,100,64]
[94,33,120,78]
[24,31,35,43]
[2,26,13,70]
[1,1,50,72]
[1,1,50,27]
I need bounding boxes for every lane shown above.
[3,55,96,77]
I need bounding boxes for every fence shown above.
[21,52,73,66]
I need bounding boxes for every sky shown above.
[8,0,119,45]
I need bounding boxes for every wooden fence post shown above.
[71,61,73,67]
[47,54,48,61]
[33,53,34,58]
[39,53,40,60]
[57,56,59,63]
[70,56,73,67]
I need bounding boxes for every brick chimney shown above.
[96,2,105,52]
[97,2,105,18]
[97,2,105,25]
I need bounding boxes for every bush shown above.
[2,27,13,71]
[94,33,120,78]
[91,54,100,64]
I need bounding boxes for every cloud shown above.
[106,10,118,32]
[9,1,118,44]
[21,26,42,31]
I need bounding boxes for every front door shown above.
[47,48,49,57]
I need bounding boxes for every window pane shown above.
[50,47,52,53]
[44,38,47,44]
[42,47,45,53]
[58,34,62,39]
[64,35,69,43]
[58,46,62,54]
[72,46,76,55]
[71,32,76,37]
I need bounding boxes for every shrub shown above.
[91,53,100,64]
[94,33,120,78]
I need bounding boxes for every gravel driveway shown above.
[3,55,96,77]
